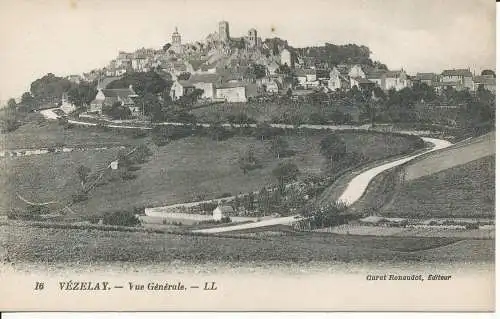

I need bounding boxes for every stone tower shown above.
[171,27,183,54]
[247,28,257,48]
[218,21,230,43]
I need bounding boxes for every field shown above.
[1,117,141,149]
[381,155,495,218]
[0,223,493,264]
[0,130,422,216]
[316,225,494,239]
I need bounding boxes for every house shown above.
[383,69,409,91]
[213,205,234,221]
[89,85,138,114]
[170,73,220,101]
[441,69,474,91]
[348,65,366,79]
[294,69,319,88]
[350,77,375,91]
[60,92,77,114]
[188,74,220,99]
[328,67,350,91]
[215,81,248,102]
[170,80,195,100]
[415,73,440,87]
[434,81,464,94]
[473,75,496,93]
[365,71,385,88]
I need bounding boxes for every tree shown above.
[163,43,172,52]
[272,162,299,193]
[103,211,140,226]
[20,92,35,110]
[271,136,288,159]
[238,145,261,174]
[177,72,191,80]
[103,101,131,120]
[208,123,231,141]
[134,92,162,117]
[7,98,17,110]
[107,71,170,96]
[277,63,291,75]
[129,144,153,164]
[67,81,98,107]
[248,63,267,79]
[320,134,347,167]
[481,69,495,78]
[76,165,91,190]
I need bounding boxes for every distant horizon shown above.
[0,0,495,103]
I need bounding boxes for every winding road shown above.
[192,137,453,234]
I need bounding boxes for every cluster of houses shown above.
[63,20,495,117]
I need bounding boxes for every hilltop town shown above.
[1,20,495,123]
[0,20,495,270]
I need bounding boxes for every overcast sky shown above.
[0,0,495,102]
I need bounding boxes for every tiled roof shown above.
[384,70,404,78]
[442,69,472,77]
[416,73,438,81]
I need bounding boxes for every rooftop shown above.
[442,69,473,77]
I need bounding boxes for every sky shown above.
[0,0,495,103]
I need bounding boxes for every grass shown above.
[1,117,141,149]
[0,129,424,217]
[0,222,493,264]
[192,101,360,124]
[381,155,495,218]
[0,148,122,213]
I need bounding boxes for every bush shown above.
[0,117,21,133]
[103,211,140,227]
[121,171,137,180]
[72,192,89,203]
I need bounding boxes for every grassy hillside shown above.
[402,131,495,181]
[1,119,141,149]
[0,131,421,216]
[382,155,495,218]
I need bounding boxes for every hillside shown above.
[402,131,495,181]
[379,132,496,218]
[382,155,494,218]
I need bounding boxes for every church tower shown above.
[171,27,183,54]
[218,21,230,43]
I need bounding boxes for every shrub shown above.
[72,192,89,203]
[103,211,140,227]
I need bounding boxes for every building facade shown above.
[280,48,293,68]
[441,69,474,91]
